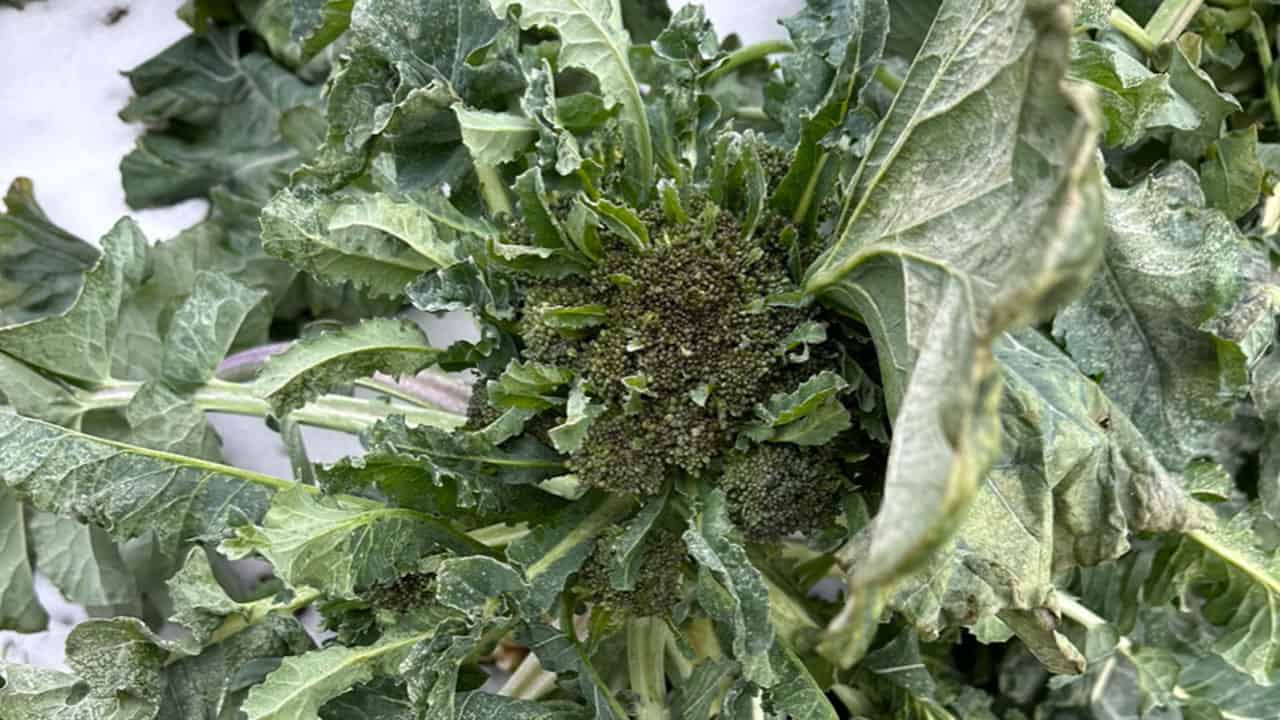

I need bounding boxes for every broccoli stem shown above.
[628,618,669,720]
[80,378,465,435]
[1108,9,1156,55]
[476,163,514,218]
[498,651,559,700]
[703,39,794,85]
[1144,0,1204,46]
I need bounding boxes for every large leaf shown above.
[0,178,99,325]
[0,218,146,383]
[251,317,442,415]
[0,413,283,561]
[0,486,45,632]
[1066,39,1197,148]
[803,0,1103,667]
[161,271,268,387]
[1053,163,1256,469]
[488,0,652,202]
[222,487,488,598]
[120,27,319,210]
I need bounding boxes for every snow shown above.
[0,0,800,670]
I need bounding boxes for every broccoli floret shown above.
[365,571,435,614]
[464,377,502,431]
[576,525,687,618]
[718,443,845,543]
[518,205,834,495]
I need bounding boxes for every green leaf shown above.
[548,384,605,453]
[1162,35,1240,163]
[124,382,223,459]
[28,512,139,615]
[0,661,157,720]
[605,492,667,591]
[408,259,516,321]
[804,0,1105,668]
[0,218,147,383]
[290,0,354,60]
[161,271,268,387]
[455,107,539,166]
[326,193,466,269]
[507,492,635,611]
[0,486,46,632]
[252,318,441,416]
[222,487,488,598]
[0,413,280,559]
[455,693,590,720]
[766,642,840,720]
[1053,163,1255,469]
[887,330,1201,637]
[1066,39,1198,148]
[261,187,447,298]
[241,631,433,720]
[0,351,87,425]
[684,486,776,686]
[743,370,852,446]
[120,27,317,210]
[515,622,628,719]
[1200,125,1263,221]
[1075,0,1115,28]
[488,360,574,411]
[0,177,99,325]
[489,0,653,203]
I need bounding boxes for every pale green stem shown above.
[1144,0,1204,46]
[873,64,902,94]
[1248,12,1280,130]
[628,618,669,720]
[468,521,532,548]
[498,651,559,700]
[81,379,464,435]
[703,40,794,85]
[476,163,514,218]
[1109,8,1157,55]
[732,105,770,123]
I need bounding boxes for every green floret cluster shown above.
[575,525,688,618]
[718,443,845,543]
[517,207,841,496]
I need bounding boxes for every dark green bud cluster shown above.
[718,443,845,543]
[464,377,503,431]
[365,571,435,614]
[575,525,688,618]
[518,207,830,495]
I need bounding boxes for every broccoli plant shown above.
[2,0,1280,718]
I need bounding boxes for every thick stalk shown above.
[81,379,464,435]
[1247,12,1280,130]
[1144,0,1204,46]
[498,651,559,700]
[476,163,514,218]
[628,618,669,720]
[873,64,902,94]
[1109,8,1156,55]
[703,40,794,85]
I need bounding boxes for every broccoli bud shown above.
[575,525,688,618]
[718,443,845,543]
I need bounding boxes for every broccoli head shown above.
[517,205,838,495]
[718,443,845,543]
[575,525,688,618]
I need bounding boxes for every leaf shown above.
[766,642,840,720]
[241,631,433,720]
[1053,163,1255,469]
[488,360,574,411]
[0,218,146,383]
[124,382,223,459]
[120,27,318,210]
[1066,39,1198,148]
[455,107,539,166]
[28,512,139,615]
[507,492,636,611]
[455,693,590,720]
[0,351,86,426]
[1200,125,1263,221]
[326,193,465,269]
[408,259,516,321]
[684,486,776,686]
[743,371,852,446]
[805,0,1103,668]
[0,413,280,560]
[516,622,628,719]
[261,187,447,297]
[0,661,157,720]
[221,487,487,598]
[252,318,441,416]
[887,330,1202,637]
[548,384,605,453]
[290,0,354,60]
[161,271,269,387]
[0,177,99,325]
[1162,35,1240,163]
[0,486,46,632]
[605,492,667,591]
[489,0,653,203]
